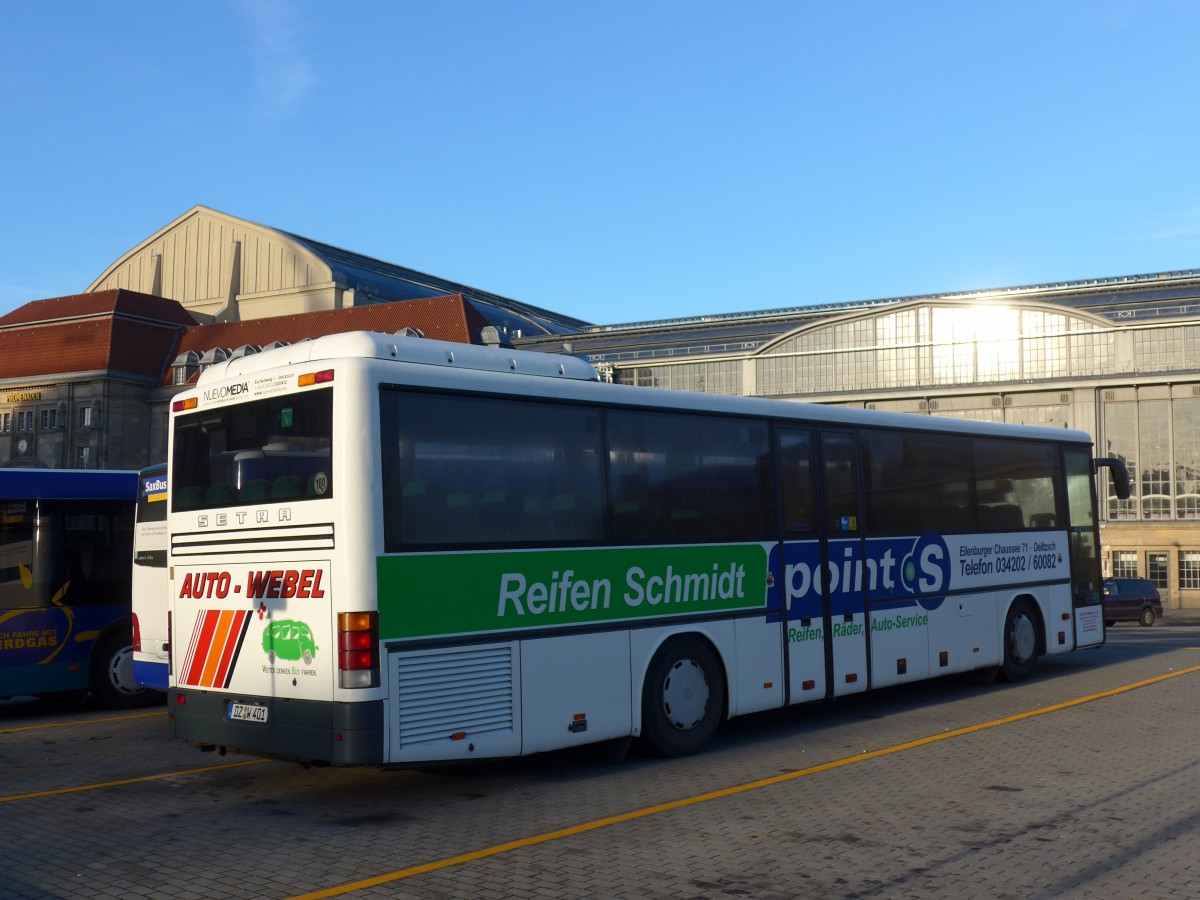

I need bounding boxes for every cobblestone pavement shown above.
[2,626,1198,899]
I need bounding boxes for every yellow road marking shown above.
[289,663,1200,900]
[0,710,164,735]
[0,758,269,804]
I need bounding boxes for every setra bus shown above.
[132,463,169,690]
[0,468,148,707]
[166,332,1129,765]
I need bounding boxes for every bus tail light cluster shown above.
[338,611,379,689]
[298,369,334,387]
[132,613,142,653]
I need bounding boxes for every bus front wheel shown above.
[91,630,148,709]
[1000,599,1041,682]
[641,635,725,757]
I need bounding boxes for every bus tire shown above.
[641,635,725,757]
[999,598,1041,683]
[91,629,148,709]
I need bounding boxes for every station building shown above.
[3,205,1200,608]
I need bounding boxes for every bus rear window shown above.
[172,388,334,511]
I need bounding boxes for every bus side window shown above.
[778,429,815,536]
[975,439,1063,532]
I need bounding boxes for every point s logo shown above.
[900,532,951,610]
[202,382,249,402]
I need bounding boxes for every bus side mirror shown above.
[1095,457,1131,501]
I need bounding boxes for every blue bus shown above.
[0,468,148,707]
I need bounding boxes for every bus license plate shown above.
[228,702,268,723]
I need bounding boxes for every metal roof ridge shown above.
[580,267,1200,334]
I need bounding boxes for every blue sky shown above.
[3,1,1200,326]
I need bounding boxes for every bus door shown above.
[777,427,824,704]
[818,431,869,697]
[777,429,869,703]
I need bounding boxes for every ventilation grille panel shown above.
[393,645,515,748]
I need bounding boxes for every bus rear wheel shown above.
[641,636,725,757]
[1000,599,1041,682]
[91,630,148,709]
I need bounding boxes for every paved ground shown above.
[2,625,1199,899]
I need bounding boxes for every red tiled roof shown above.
[0,291,488,386]
[0,290,193,381]
[165,295,489,383]
[0,289,196,328]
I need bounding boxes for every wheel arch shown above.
[89,616,134,670]
[1004,592,1047,655]
[631,627,733,732]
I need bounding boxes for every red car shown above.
[1103,578,1163,627]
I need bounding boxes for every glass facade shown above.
[616,359,741,395]
[753,303,1113,396]
[1100,393,1200,522]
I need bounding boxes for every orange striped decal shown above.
[180,609,252,688]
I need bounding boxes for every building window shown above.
[76,446,90,468]
[16,410,34,431]
[1147,552,1169,591]
[1173,397,1200,519]
[1179,552,1200,590]
[0,412,9,433]
[1112,550,1139,578]
[79,406,93,427]
[1140,400,1171,519]
[1104,401,1138,520]
[40,408,56,431]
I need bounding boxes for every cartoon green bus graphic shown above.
[262,619,318,665]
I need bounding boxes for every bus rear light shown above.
[176,693,186,705]
[172,397,198,412]
[132,613,142,652]
[338,631,373,651]
[298,369,334,387]
[338,649,374,670]
[338,612,373,632]
[337,610,379,689]
[340,670,375,689]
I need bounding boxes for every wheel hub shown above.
[1010,614,1036,663]
[662,659,709,730]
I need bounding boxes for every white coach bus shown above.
[165,332,1129,766]
[132,463,169,690]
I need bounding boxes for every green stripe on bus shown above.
[377,544,770,640]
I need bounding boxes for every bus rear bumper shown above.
[168,689,384,766]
